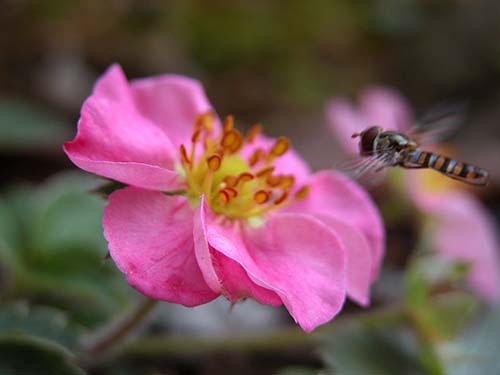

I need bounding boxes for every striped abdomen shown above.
[406,149,489,186]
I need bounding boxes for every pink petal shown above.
[326,97,367,155]
[239,134,311,185]
[198,197,347,332]
[411,186,500,301]
[193,203,282,306]
[360,86,413,132]
[103,187,218,306]
[286,171,385,281]
[313,213,373,306]
[64,64,184,191]
[130,73,217,151]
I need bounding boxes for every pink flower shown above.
[326,86,500,301]
[64,65,384,332]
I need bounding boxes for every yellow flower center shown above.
[178,112,309,222]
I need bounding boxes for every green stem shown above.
[83,298,158,358]
[121,303,404,358]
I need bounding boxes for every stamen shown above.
[246,123,262,142]
[225,187,238,198]
[280,175,295,190]
[180,144,190,165]
[180,112,300,220]
[191,129,201,143]
[256,166,275,178]
[194,114,205,129]
[274,191,289,205]
[249,148,264,167]
[236,172,254,186]
[221,129,243,153]
[254,190,270,204]
[219,189,230,205]
[294,185,310,200]
[266,174,282,187]
[200,111,215,131]
[224,175,238,187]
[207,154,222,171]
[223,115,234,131]
[270,137,289,157]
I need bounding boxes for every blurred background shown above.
[1,1,500,374]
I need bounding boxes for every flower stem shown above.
[82,298,158,359]
[120,303,404,358]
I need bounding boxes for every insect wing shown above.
[408,101,467,145]
[337,151,393,180]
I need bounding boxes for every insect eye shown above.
[360,127,380,154]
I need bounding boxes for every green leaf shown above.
[0,198,23,277]
[0,98,69,152]
[0,302,85,350]
[405,253,478,341]
[414,291,477,341]
[320,321,427,375]
[0,172,132,327]
[0,334,86,375]
[14,265,131,328]
[34,191,107,257]
[439,305,500,375]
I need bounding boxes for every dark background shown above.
[1,1,500,374]
[2,0,500,182]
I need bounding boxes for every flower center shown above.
[178,112,309,222]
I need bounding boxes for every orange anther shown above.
[225,187,238,198]
[236,172,254,184]
[221,130,237,147]
[191,129,201,143]
[294,185,310,200]
[221,129,243,153]
[194,114,204,129]
[256,166,275,178]
[254,190,270,204]
[198,111,214,131]
[180,144,190,164]
[219,189,230,205]
[224,175,238,187]
[266,174,282,187]
[207,154,222,171]
[214,147,225,157]
[246,123,262,142]
[270,137,289,157]
[274,191,289,205]
[223,115,234,131]
[229,136,243,153]
[249,148,264,167]
[280,175,295,190]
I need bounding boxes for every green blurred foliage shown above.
[438,304,500,375]
[321,322,429,375]
[0,335,86,375]
[0,302,84,350]
[0,98,69,152]
[1,1,500,374]
[0,172,132,328]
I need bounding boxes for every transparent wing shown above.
[408,101,467,145]
[336,150,394,180]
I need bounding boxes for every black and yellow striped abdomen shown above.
[406,149,489,186]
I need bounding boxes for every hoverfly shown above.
[348,105,489,186]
